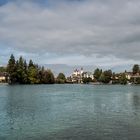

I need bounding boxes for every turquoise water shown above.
[0,84,140,140]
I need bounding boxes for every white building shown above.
[71,68,84,83]
[83,72,94,80]
[72,68,83,76]
[71,68,94,83]
[0,73,6,82]
[124,72,133,80]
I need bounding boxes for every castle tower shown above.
[81,68,83,75]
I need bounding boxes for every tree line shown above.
[1,54,140,85]
[82,64,140,85]
[6,54,66,84]
[82,69,113,84]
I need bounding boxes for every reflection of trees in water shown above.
[5,85,54,139]
[5,86,39,138]
[132,94,140,110]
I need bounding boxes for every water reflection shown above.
[0,85,140,140]
[132,95,140,108]
[126,86,140,112]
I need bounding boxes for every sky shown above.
[0,0,140,74]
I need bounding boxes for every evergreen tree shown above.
[38,66,45,83]
[7,54,17,84]
[28,59,34,68]
[23,60,28,84]
[16,56,25,84]
[6,54,56,84]
[27,64,39,84]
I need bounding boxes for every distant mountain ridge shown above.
[44,64,95,76]
[43,64,132,77]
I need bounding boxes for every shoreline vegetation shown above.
[0,54,140,85]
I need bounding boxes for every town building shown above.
[125,72,133,80]
[71,68,83,83]
[0,72,7,83]
[71,68,94,83]
[83,72,94,80]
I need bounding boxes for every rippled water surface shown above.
[0,84,140,140]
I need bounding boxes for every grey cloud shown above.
[0,0,140,63]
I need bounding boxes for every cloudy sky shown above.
[0,0,140,74]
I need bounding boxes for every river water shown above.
[0,84,140,140]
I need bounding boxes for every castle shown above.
[71,68,94,83]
